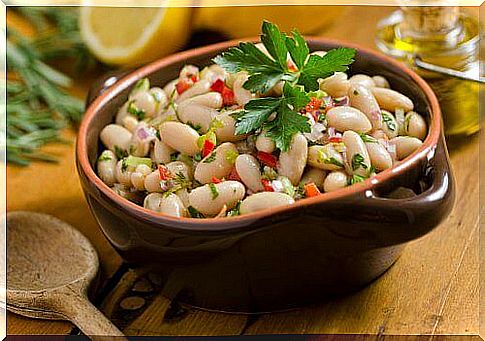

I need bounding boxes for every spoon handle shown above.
[58,290,125,338]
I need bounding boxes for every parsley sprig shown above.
[213,21,355,151]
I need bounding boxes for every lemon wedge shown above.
[80,5,192,67]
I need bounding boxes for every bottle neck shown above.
[398,6,462,42]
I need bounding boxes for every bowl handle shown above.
[360,136,455,245]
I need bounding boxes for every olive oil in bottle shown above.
[375,6,480,136]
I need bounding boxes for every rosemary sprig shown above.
[6,8,97,166]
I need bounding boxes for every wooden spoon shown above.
[5,211,124,338]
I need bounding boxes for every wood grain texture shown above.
[7,5,480,337]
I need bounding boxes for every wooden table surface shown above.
[6,6,482,337]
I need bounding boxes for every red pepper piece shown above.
[304,182,321,197]
[175,80,191,94]
[158,164,172,180]
[257,151,278,168]
[210,79,225,93]
[328,136,342,143]
[261,179,274,192]
[212,176,223,184]
[202,139,215,158]
[190,75,198,83]
[221,86,236,106]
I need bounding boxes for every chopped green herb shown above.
[209,117,224,130]
[318,113,326,122]
[317,149,343,168]
[131,78,150,97]
[209,183,219,200]
[278,176,296,197]
[348,174,366,185]
[170,152,180,162]
[97,152,112,162]
[127,100,146,120]
[155,130,161,140]
[187,121,203,133]
[227,201,242,217]
[382,112,396,132]
[188,206,204,218]
[225,149,239,164]
[307,89,327,99]
[197,131,217,149]
[351,153,368,171]
[203,152,217,163]
[193,152,203,162]
[114,145,128,159]
[360,133,377,143]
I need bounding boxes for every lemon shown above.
[80,4,192,67]
[193,5,344,39]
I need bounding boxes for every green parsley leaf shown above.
[351,153,368,171]
[232,97,282,135]
[360,133,378,143]
[114,145,128,159]
[170,152,180,162]
[209,183,219,200]
[131,78,150,97]
[261,21,288,70]
[127,100,146,120]
[382,111,396,131]
[285,29,309,69]
[348,174,366,185]
[283,82,310,109]
[193,152,203,162]
[203,152,217,163]
[227,201,242,217]
[122,155,152,170]
[98,151,112,162]
[298,48,356,91]
[265,105,310,151]
[188,206,204,218]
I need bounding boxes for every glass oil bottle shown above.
[375,5,480,136]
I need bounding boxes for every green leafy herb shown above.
[170,152,180,162]
[97,151,112,162]
[114,146,128,160]
[193,152,203,162]
[188,121,203,133]
[127,100,146,120]
[351,153,368,171]
[131,78,150,97]
[348,174,366,185]
[209,183,219,200]
[317,149,343,168]
[227,201,242,217]
[214,20,355,151]
[225,149,239,164]
[203,152,217,163]
[188,206,204,218]
[360,134,378,143]
[382,112,396,132]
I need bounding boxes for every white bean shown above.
[307,144,344,171]
[390,136,423,160]
[144,170,163,193]
[163,79,178,98]
[176,80,211,103]
[381,110,399,139]
[166,161,192,180]
[239,192,295,215]
[372,87,414,112]
[323,171,348,192]
[144,193,187,217]
[115,160,133,187]
[151,139,174,164]
[326,106,372,133]
[115,102,130,127]
[277,133,307,185]
[130,164,152,191]
[97,150,117,186]
[177,93,221,132]
[194,142,238,184]
[159,121,200,156]
[233,72,254,106]
[179,65,199,79]
[301,168,327,189]
[319,72,349,97]
[188,181,245,216]
[121,115,139,133]
[349,74,375,88]
[349,84,382,130]
[342,130,371,177]
[364,140,393,171]
[112,183,140,202]
[372,75,390,88]
[404,111,427,141]
[214,111,246,142]
[255,132,276,153]
[100,124,132,154]
[200,65,226,83]
[175,188,190,208]
[235,154,263,192]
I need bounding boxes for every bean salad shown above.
[97,22,427,219]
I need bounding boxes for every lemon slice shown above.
[80,4,192,67]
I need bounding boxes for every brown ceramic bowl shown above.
[76,38,455,313]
